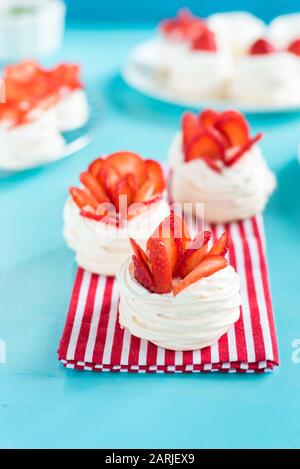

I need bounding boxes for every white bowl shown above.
[0,0,66,59]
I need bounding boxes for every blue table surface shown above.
[1,25,300,449]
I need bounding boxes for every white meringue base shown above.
[53,89,90,132]
[230,53,300,106]
[118,260,241,351]
[166,50,232,99]
[169,133,276,223]
[0,109,65,170]
[63,197,170,276]
[268,13,300,49]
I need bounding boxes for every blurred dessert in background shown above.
[169,109,276,223]
[268,13,300,49]
[230,38,300,106]
[0,60,89,170]
[207,11,266,57]
[0,0,65,60]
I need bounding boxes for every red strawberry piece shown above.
[209,232,230,257]
[134,179,156,203]
[132,255,155,293]
[287,39,300,56]
[80,172,110,204]
[186,128,225,162]
[175,231,211,278]
[173,255,228,296]
[80,209,109,222]
[215,110,249,147]
[249,38,276,55]
[225,133,263,167]
[199,109,221,128]
[126,173,138,192]
[114,176,133,212]
[5,60,40,83]
[0,104,20,126]
[147,238,173,294]
[88,158,105,178]
[130,238,149,266]
[127,195,162,221]
[191,29,217,51]
[145,159,166,193]
[101,165,120,202]
[69,187,99,210]
[104,151,147,188]
[182,112,200,153]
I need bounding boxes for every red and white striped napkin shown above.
[58,214,279,373]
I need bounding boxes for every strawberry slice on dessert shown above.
[191,29,217,51]
[208,232,230,257]
[132,255,155,293]
[249,38,276,55]
[134,179,156,203]
[147,237,174,294]
[104,151,147,188]
[288,39,300,56]
[173,255,228,296]
[175,231,211,278]
[186,128,226,162]
[214,110,250,147]
[88,158,105,178]
[182,112,201,152]
[145,159,166,193]
[69,187,99,210]
[199,109,221,128]
[79,172,110,204]
[225,133,263,167]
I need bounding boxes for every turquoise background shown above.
[1,5,300,450]
[66,0,300,23]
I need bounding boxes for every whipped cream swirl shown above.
[63,197,170,276]
[118,260,241,351]
[169,133,276,223]
[52,89,90,132]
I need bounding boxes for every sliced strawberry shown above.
[175,231,211,278]
[145,159,166,193]
[209,232,230,257]
[288,38,300,56]
[186,128,225,162]
[80,209,109,221]
[182,112,200,152]
[199,109,221,128]
[114,177,133,212]
[88,158,104,178]
[132,255,155,293]
[5,60,40,83]
[225,133,263,167]
[173,255,228,296]
[134,179,156,203]
[130,238,149,265]
[79,172,110,204]
[147,238,173,294]
[101,165,120,201]
[104,151,147,188]
[0,104,20,127]
[126,173,138,192]
[69,187,98,210]
[127,195,162,220]
[215,110,249,147]
[249,38,276,55]
[191,29,217,51]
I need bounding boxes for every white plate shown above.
[0,87,102,177]
[122,40,300,114]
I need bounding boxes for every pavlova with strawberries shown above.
[143,9,300,106]
[170,109,276,223]
[63,151,170,276]
[0,60,89,170]
[118,212,241,351]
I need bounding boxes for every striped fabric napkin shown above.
[58,214,279,373]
